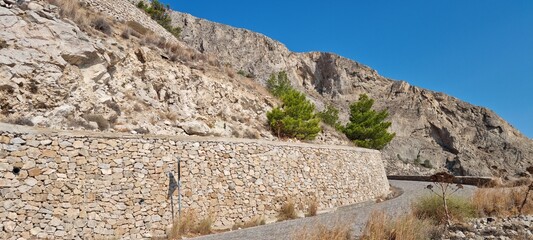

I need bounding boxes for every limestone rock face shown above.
[170,11,533,176]
[0,2,278,143]
[1,0,531,176]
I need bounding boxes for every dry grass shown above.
[47,0,113,35]
[486,177,532,188]
[126,20,150,35]
[306,199,318,217]
[472,186,533,217]
[232,216,266,230]
[292,222,351,240]
[166,210,213,239]
[278,201,298,221]
[360,211,437,240]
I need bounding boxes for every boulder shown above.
[179,121,210,136]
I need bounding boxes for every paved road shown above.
[192,180,476,240]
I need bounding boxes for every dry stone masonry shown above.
[0,123,389,239]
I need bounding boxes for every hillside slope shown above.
[0,0,531,176]
[170,11,533,176]
[0,0,347,145]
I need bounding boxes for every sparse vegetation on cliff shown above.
[137,0,181,38]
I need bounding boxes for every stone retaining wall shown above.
[0,123,389,239]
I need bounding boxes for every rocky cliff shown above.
[169,11,533,176]
[0,0,531,176]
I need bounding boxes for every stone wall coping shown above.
[0,122,378,153]
[387,175,493,187]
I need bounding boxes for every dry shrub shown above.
[225,66,235,78]
[120,28,131,39]
[6,117,34,126]
[292,222,351,240]
[104,100,121,115]
[159,111,177,121]
[141,35,160,46]
[47,0,90,29]
[195,217,212,235]
[306,199,318,217]
[167,210,213,239]
[232,216,266,230]
[66,117,95,130]
[126,20,149,35]
[0,38,8,49]
[278,200,298,221]
[360,211,436,240]
[472,186,533,217]
[412,195,477,224]
[92,17,112,35]
[206,53,219,67]
[133,104,143,112]
[486,177,532,188]
[134,127,150,135]
[83,114,109,130]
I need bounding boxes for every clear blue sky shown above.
[167,0,533,138]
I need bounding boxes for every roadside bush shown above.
[167,210,212,239]
[306,199,318,217]
[360,211,436,240]
[473,186,533,217]
[277,200,297,221]
[412,195,477,224]
[292,222,351,240]
[232,216,266,230]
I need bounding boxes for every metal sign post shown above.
[168,172,178,222]
[177,157,182,218]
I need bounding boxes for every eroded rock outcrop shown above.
[170,10,533,176]
[1,0,531,176]
[0,1,276,141]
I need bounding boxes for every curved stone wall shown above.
[0,123,389,239]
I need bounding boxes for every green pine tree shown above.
[266,71,293,97]
[317,105,341,129]
[343,94,395,150]
[137,0,181,38]
[267,89,321,140]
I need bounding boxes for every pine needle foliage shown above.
[343,94,395,149]
[266,71,293,97]
[266,75,321,140]
[137,0,181,38]
[317,105,341,129]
